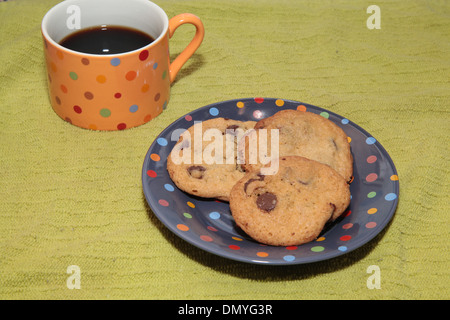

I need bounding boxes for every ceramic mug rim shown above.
[41,0,169,58]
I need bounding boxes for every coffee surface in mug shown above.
[59,25,155,54]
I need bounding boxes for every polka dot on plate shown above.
[366,222,377,228]
[146,170,157,178]
[385,193,397,201]
[183,213,192,219]
[141,84,150,93]
[158,199,169,207]
[209,211,220,220]
[341,118,349,124]
[207,226,218,232]
[164,184,174,192]
[254,97,264,104]
[60,84,68,93]
[297,105,307,112]
[229,245,240,250]
[150,153,160,161]
[366,137,377,145]
[320,111,329,119]
[153,62,158,70]
[340,235,352,241]
[367,155,377,163]
[338,246,348,252]
[257,252,269,257]
[110,57,121,66]
[236,101,244,108]
[81,58,90,65]
[342,223,353,229]
[114,92,122,99]
[200,235,213,242]
[311,246,325,252]
[177,224,189,231]
[185,115,192,121]
[366,173,378,182]
[187,201,195,208]
[156,137,168,146]
[390,175,399,181]
[286,246,297,251]
[367,208,377,214]
[275,99,284,107]
[367,191,377,198]
[283,255,295,262]
[209,107,219,116]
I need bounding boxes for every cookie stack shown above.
[167,110,352,246]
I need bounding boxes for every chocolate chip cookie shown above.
[239,109,353,182]
[229,156,351,246]
[167,118,256,201]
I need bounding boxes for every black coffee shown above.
[59,25,155,54]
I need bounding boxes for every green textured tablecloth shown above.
[0,0,448,300]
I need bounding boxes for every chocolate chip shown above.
[187,166,206,179]
[256,192,277,212]
[244,178,260,193]
[256,173,265,180]
[298,179,309,185]
[244,174,265,194]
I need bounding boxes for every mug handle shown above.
[168,13,205,83]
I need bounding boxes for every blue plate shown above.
[142,98,399,265]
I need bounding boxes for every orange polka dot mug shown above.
[42,0,204,130]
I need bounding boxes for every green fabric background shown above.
[0,0,448,300]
